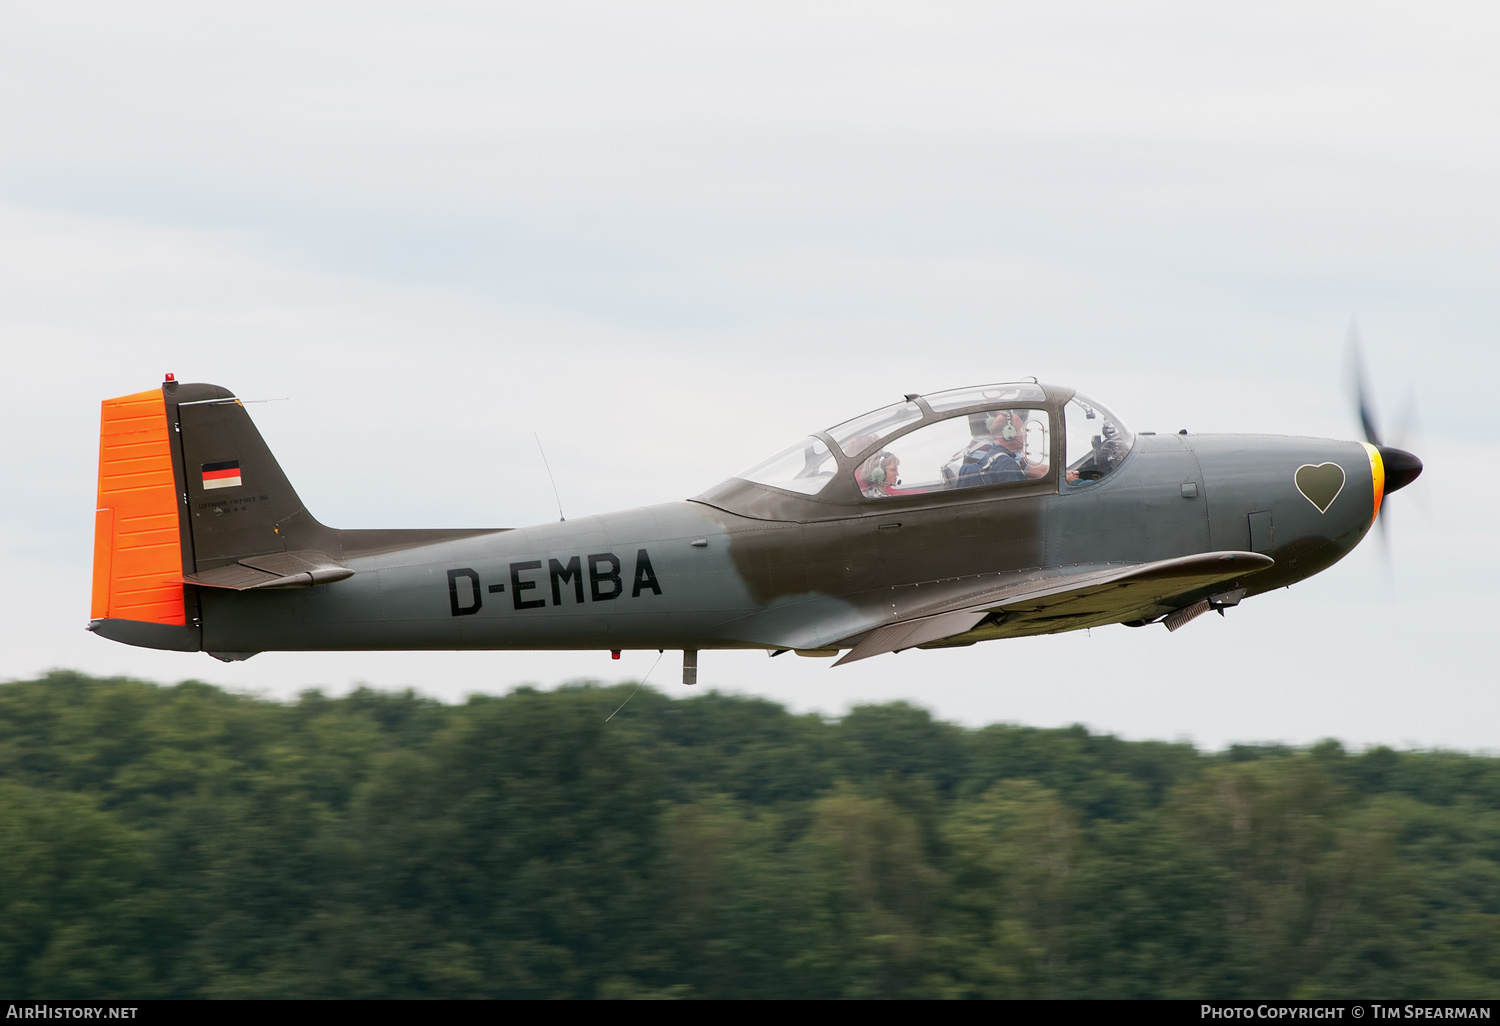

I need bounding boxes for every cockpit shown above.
[727,382,1135,504]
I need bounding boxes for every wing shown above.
[831,551,1273,665]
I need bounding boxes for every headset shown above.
[987,409,1024,445]
[863,451,896,486]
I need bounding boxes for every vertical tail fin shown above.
[90,378,496,654]
[172,382,337,571]
[89,378,337,652]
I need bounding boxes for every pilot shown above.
[856,450,902,498]
[956,411,1028,488]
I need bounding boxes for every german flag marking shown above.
[202,460,242,490]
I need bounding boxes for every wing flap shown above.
[835,609,990,665]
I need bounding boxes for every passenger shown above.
[856,450,901,498]
[956,411,1028,488]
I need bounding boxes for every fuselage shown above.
[194,432,1380,657]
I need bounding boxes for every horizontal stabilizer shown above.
[834,551,1273,665]
[178,550,354,591]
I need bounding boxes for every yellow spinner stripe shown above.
[1362,442,1385,526]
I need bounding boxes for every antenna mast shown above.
[534,433,566,522]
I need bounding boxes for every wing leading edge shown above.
[832,551,1274,665]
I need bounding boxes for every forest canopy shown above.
[1,671,1497,999]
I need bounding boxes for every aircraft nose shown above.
[1377,446,1423,494]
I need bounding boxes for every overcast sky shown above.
[1,2,1495,750]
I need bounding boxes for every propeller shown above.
[1343,320,1423,553]
[1388,387,1430,517]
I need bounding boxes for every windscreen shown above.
[1063,393,1134,486]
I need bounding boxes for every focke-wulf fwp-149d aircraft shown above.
[88,376,1421,683]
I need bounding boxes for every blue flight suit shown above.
[956,443,1026,488]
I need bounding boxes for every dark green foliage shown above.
[1,670,1497,998]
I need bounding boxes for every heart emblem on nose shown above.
[1294,463,1345,513]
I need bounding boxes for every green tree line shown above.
[0,671,1496,998]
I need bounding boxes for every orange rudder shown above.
[91,388,185,625]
